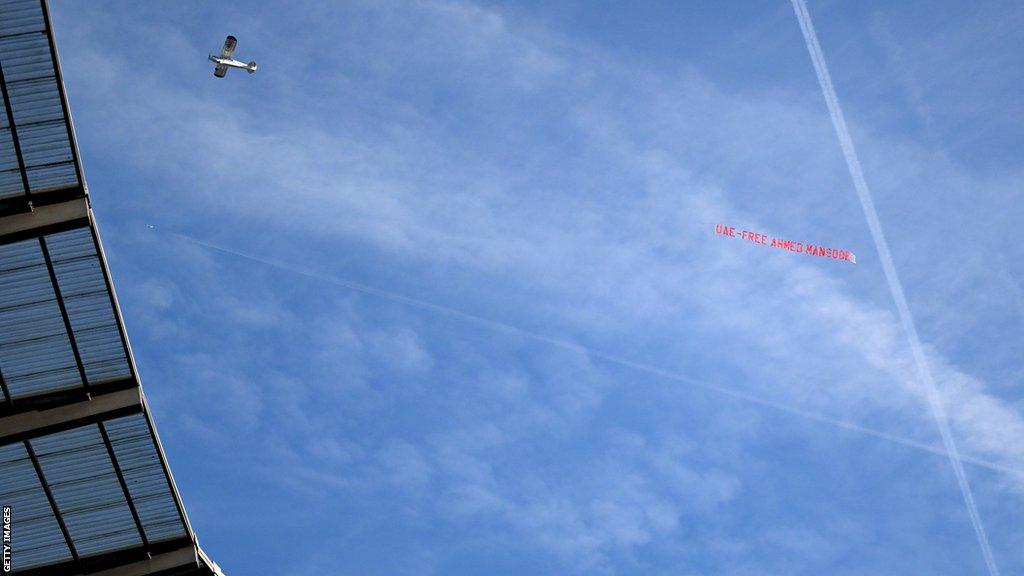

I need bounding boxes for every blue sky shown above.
[50,0,1023,574]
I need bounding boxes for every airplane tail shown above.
[247,60,258,74]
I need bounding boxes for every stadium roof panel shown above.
[0,1,224,575]
[0,228,133,402]
[0,0,78,202]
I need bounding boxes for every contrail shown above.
[149,225,1023,480]
[788,1,1000,573]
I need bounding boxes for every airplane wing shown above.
[219,35,237,58]
[214,63,228,78]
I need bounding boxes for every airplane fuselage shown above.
[208,55,251,69]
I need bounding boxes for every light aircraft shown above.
[209,35,257,77]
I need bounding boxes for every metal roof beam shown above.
[0,376,136,421]
[0,387,141,446]
[12,537,202,576]
[86,545,200,576]
[0,196,88,245]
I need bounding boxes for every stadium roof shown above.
[0,1,224,574]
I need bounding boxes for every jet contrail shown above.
[788,1,1000,573]
[148,225,1023,480]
